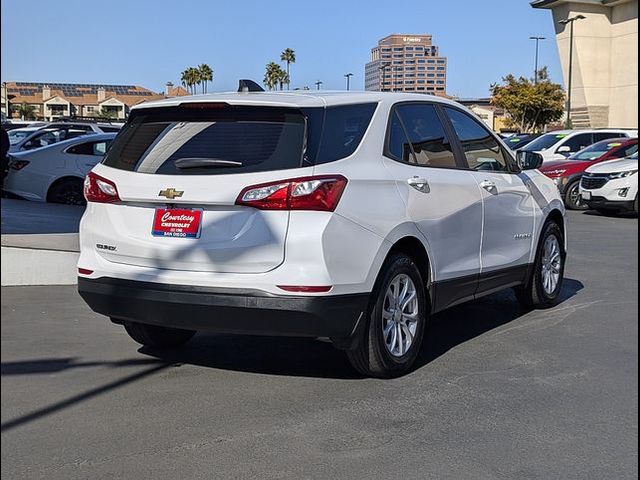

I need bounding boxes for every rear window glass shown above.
[102,103,377,175]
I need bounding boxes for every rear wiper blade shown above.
[174,157,243,169]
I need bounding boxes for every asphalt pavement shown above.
[1,210,637,479]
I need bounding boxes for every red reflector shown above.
[78,268,93,275]
[277,285,332,293]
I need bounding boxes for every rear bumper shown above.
[584,196,636,211]
[78,277,369,343]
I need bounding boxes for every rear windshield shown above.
[102,103,377,175]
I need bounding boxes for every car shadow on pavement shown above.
[141,278,584,380]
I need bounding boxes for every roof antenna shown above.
[238,79,264,93]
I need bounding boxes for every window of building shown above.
[437,66,446,71]
[437,80,445,84]
[417,87,425,91]
[427,66,435,70]
[444,107,508,172]
[415,46,424,51]
[405,54,414,58]
[437,59,446,64]
[382,48,391,52]
[388,104,457,168]
[427,59,435,63]
[417,59,426,64]
[382,54,391,59]
[427,80,435,84]
[417,66,425,71]
[437,74,445,78]
[393,54,402,58]
[405,60,415,64]
[427,74,435,78]
[405,46,414,51]
[417,79,425,83]
[393,47,403,51]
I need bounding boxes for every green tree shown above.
[264,62,283,91]
[180,67,200,94]
[490,67,565,133]
[198,64,213,93]
[14,102,37,120]
[280,48,296,90]
[99,107,117,119]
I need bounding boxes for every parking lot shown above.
[1,210,637,479]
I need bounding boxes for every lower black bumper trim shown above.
[585,196,635,211]
[78,277,369,340]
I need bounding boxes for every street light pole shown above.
[315,80,322,90]
[559,15,585,128]
[344,73,353,91]
[378,62,390,92]
[529,36,545,83]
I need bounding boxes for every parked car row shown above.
[3,120,121,205]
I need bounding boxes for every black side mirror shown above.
[518,151,544,170]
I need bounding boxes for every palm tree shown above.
[277,69,289,91]
[198,64,213,93]
[263,62,282,91]
[280,48,296,90]
[180,67,200,94]
[14,102,36,120]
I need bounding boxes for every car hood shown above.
[585,158,638,174]
[539,159,591,175]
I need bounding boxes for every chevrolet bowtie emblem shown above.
[158,188,184,200]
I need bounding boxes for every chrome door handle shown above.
[407,177,430,193]
[480,180,498,194]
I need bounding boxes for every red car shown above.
[540,137,638,209]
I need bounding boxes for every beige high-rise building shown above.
[364,34,447,96]
[532,0,638,129]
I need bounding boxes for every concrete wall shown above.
[545,0,638,129]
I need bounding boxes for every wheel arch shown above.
[46,175,85,202]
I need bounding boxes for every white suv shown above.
[517,129,637,165]
[77,91,567,377]
[580,152,638,214]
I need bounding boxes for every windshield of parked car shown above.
[522,132,569,151]
[102,103,377,175]
[569,140,624,160]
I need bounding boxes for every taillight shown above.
[84,172,120,203]
[10,160,30,170]
[235,175,348,211]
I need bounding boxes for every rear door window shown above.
[67,140,112,156]
[444,107,510,172]
[388,103,458,168]
[560,133,593,154]
[102,103,377,175]
[593,132,625,142]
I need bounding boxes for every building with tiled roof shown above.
[0,81,190,121]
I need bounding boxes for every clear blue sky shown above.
[1,0,562,98]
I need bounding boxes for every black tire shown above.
[564,180,588,210]
[346,253,428,378]
[515,221,566,309]
[47,178,85,205]
[122,321,196,348]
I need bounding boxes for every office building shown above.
[364,34,447,95]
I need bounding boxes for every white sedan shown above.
[4,133,117,205]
